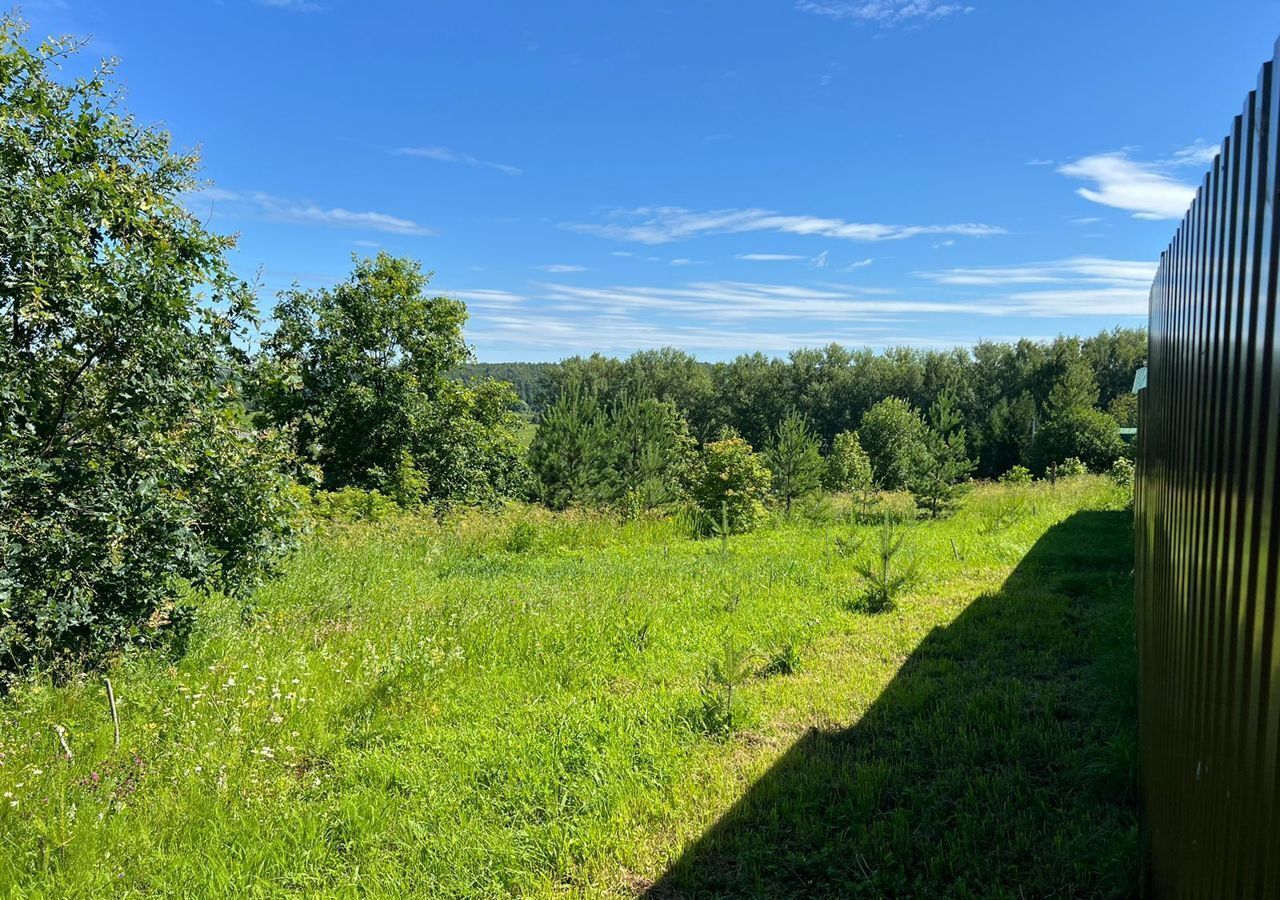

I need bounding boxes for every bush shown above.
[825,430,873,493]
[303,487,400,523]
[1030,407,1124,475]
[1108,457,1135,490]
[1000,465,1033,485]
[0,22,297,673]
[859,398,927,490]
[1058,457,1088,478]
[688,431,772,534]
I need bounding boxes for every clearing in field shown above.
[0,478,1135,897]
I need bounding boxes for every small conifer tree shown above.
[908,391,975,519]
[526,382,611,508]
[764,413,826,515]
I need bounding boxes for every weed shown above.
[760,641,804,677]
[976,494,1027,535]
[505,520,539,553]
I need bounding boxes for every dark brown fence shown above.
[1136,39,1280,898]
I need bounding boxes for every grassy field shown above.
[0,478,1137,898]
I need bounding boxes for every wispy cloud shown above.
[1056,141,1216,220]
[737,253,808,261]
[796,0,973,26]
[451,267,1145,358]
[191,188,434,236]
[915,256,1157,315]
[396,146,522,176]
[565,206,1004,245]
[537,264,590,273]
[255,0,320,11]
[845,258,874,270]
[916,256,1156,287]
[1167,140,1219,167]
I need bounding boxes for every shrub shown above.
[1000,465,1033,485]
[1058,457,1088,478]
[1030,407,1124,475]
[825,430,875,515]
[1109,457,1135,490]
[858,398,927,490]
[304,487,400,523]
[688,431,772,534]
[0,22,297,673]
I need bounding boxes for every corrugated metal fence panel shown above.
[1136,37,1280,898]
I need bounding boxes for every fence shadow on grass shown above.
[646,510,1139,899]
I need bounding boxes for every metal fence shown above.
[1136,39,1280,898]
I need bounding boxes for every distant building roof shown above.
[1132,366,1148,392]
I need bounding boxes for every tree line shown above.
[464,325,1142,480]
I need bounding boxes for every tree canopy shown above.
[256,253,526,506]
[0,19,297,670]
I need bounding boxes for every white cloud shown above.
[1167,140,1219,167]
[565,206,1004,245]
[670,258,698,266]
[796,0,973,26]
[915,256,1156,316]
[737,253,808,261]
[190,188,433,236]
[917,256,1156,287]
[1057,152,1198,220]
[453,268,1146,358]
[845,258,874,270]
[255,0,320,11]
[396,146,522,176]
[537,264,590,273]
[451,289,528,309]
[812,250,830,269]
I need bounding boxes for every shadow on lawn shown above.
[646,510,1139,899]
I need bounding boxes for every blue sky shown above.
[19,0,1280,361]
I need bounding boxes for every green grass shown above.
[0,478,1137,898]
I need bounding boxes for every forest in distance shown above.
[455,324,1145,478]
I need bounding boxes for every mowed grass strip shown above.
[0,478,1136,898]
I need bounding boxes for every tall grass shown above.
[0,477,1133,897]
